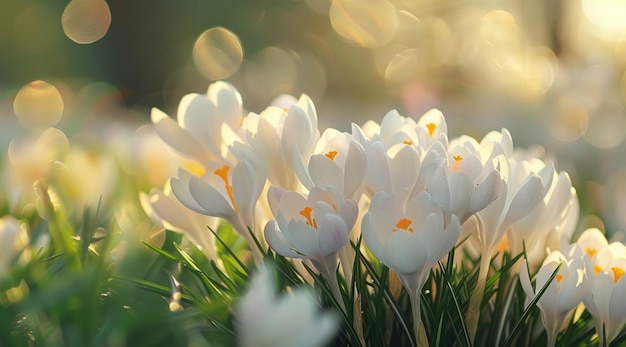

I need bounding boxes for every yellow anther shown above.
[612,267,625,283]
[325,151,338,160]
[214,165,237,212]
[453,155,463,162]
[556,274,563,283]
[299,206,318,229]
[585,248,597,257]
[426,123,437,137]
[393,218,414,233]
[594,265,603,274]
[403,140,413,145]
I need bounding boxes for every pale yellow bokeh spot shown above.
[62,0,111,44]
[193,27,243,80]
[14,80,64,129]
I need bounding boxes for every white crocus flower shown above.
[362,190,460,344]
[240,94,319,190]
[416,108,449,150]
[140,180,220,261]
[264,186,357,310]
[583,240,626,346]
[236,262,338,347]
[363,141,422,205]
[576,227,609,260]
[508,165,579,270]
[519,246,589,347]
[171,158,266,262]
[294,128,367,199]
[151,81,243,164]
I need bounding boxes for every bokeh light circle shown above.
[550,97,588,142]
[13,80,64,129]
[329,0,399,48]
[62,0,111,44]
[583,101,626,148]
[192,27,244,80]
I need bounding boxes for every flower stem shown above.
[466,248,492,344]
[408,290,428,347]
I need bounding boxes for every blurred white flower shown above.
[519,246,589,347]
[140,179,220,261]
[4,127,69,209]
[236,262,338,347]
[0,216,29,278]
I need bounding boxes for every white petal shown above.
[309,154,343,192]
[264,220,305,259]
[151,108,210,161]
[188,175,235,219]
[384,230,427,275]
[343,140,367,198]
[207,81,243,129]
[468,170,502,216]
[171,174,206,214]
[502,175,544,230]
[317,214,349,255]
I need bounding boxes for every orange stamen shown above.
[403,140,413,145]
[585,248,597,257]
[214,165,237,212]
[594,265,603,274]
[426,123,437,137]
[393,218,414,233]
[325,150,338,160]
[453,155,463,162]
[612,267,625,283]
[556,274,563,283]
[299,206,318,229]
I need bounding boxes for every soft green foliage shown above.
[2,191,625,346]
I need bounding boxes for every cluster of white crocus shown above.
[520,227,626,346]
[144,81,585,343]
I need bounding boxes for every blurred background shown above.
[1,0,626,235]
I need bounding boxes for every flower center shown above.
[450,155,464,172]
[612,267,625,283]
[403,140,413,145]
[585,248,597,257]
[594,265,603,274]
[325,150,338,160]
[556,274,563,283]
[214,165,237,212]
[299,206,318,229]
[426,123,437,137]
[393,218,414,233]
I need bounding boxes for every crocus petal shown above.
[317,214,349,255]
[384,229,427,275]
[188,175,234,219]
[264,220,306,259]
[309,154,343,192]
[502,174,544,230]
[343,140,367,198]
[151,108,210,161]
